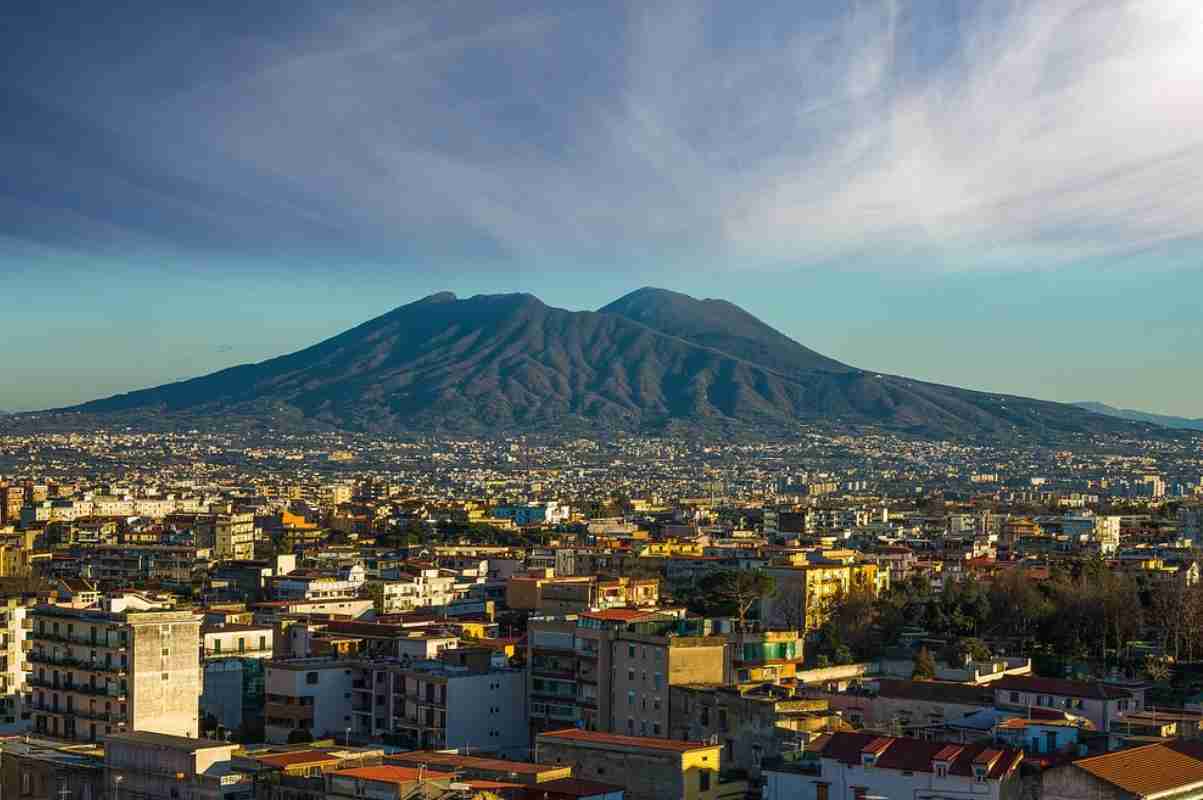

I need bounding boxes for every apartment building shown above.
[27,600,202,741]
[529,610,732,737]
[761,561,883,631]
[0,595,34,725]
[266,650,528,757]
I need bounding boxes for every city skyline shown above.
[3,1,1202,414]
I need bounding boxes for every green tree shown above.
[699,570,777,629]
[912,646,937,680]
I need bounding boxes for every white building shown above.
[764,732,1023,800]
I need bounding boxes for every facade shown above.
[762,732,1024,800]
[28,603,202,741]
[215,513,256,561]
[762,562,883,631]
[0,737,105,800]
[0,595,34,725]
[535,729,746,800]
[266,654,529,757]
[993,676,1141,732]
[105,731,254,800]
[529,611,733,737]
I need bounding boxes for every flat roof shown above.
[537,728,717,753]
[105,732,232,752]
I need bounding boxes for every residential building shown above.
[993,676,1142,732]
[0,737,105,800]
[1042,740,1203,800]
[529,610,732,737]
[535,729,747,800]
[215,513,256,561]
[266,652,529,757]
[761,562,883,631]
[28,601,202,741]
[0,594,35,725]
[105,731,254,800]
[762,732,1024,800]
[324,765,459,800]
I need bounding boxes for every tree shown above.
[912,646,937,680]
[287,728,314,744]
[699,570,776,629]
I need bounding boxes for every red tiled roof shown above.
[812,733,1022,780]
[994,675,1132,700]
[533,777,629,797]
[578,609,659,622]
[538,728,717,753]
[254,750,342,768]
[334,766,456,783]
[1072,742,1203,797]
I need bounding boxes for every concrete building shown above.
[105,731,254,800]
[0,737,105,800]
[993,676,1142,732]
[215,513,256,561]
[535,729,746,800]
[762,732,1024,800]
[529,610,732,737]
[28,601,202,741]
[0,595,35,726]
[265,652,529,757]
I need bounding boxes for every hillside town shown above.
[0,429,1202,800]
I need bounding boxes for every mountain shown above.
[1073,401,1203,431]
[48,289,1160,439]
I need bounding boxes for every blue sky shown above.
[2,1,1201,415]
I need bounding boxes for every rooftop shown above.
[105,731,233,752]
[538,728,718,753]
[1071,741,1203,798]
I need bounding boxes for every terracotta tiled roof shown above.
[1072,742,1203,797]
[578,609,659,622]
[537,728,716,753]
[874,678,994,706]
[253,749,343,768]
[334,766,456,783]
[994,676,1132,700]
[812,732,1022,779]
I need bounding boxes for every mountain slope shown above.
[1073,401,1203,431]
[55,289,1156,439]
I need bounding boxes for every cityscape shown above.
[4,1,1203,799]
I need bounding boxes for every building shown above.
[215,513,256,561]
[993,676,1142,732]
[386,751,572,786]
[669,685,842,776]
[1042,740,1203,800]
[535,729,746,800]
[761,562,883,631]
[324,765,459,800]
[0,737,105,800]
[28,601,202,741]
[0,594,35,725]
[529,610,732,737]
[105,731,254,800]
[265,652,529,757]
[762,732,1024,800]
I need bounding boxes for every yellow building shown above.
[536,729,747,800]
[763,562,883,631]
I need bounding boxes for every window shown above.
[699,771,711,792]
[975,766,987,783]
[1009,691,1019,703]
[306,671,319,684]
[213,640,221,653]
[628,691,635,706]
[815,784,829,800]
[628,669,635,681]
[936,765,947,778]
[628,645,636,657]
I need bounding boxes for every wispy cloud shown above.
[4,0,1202,271]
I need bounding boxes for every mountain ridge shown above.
[1073,401,1203,432]
[41,289,1162,440]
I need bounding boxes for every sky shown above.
[2,0,1202,416]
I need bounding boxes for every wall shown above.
[129,616,202,738]
[446,669,529,758]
